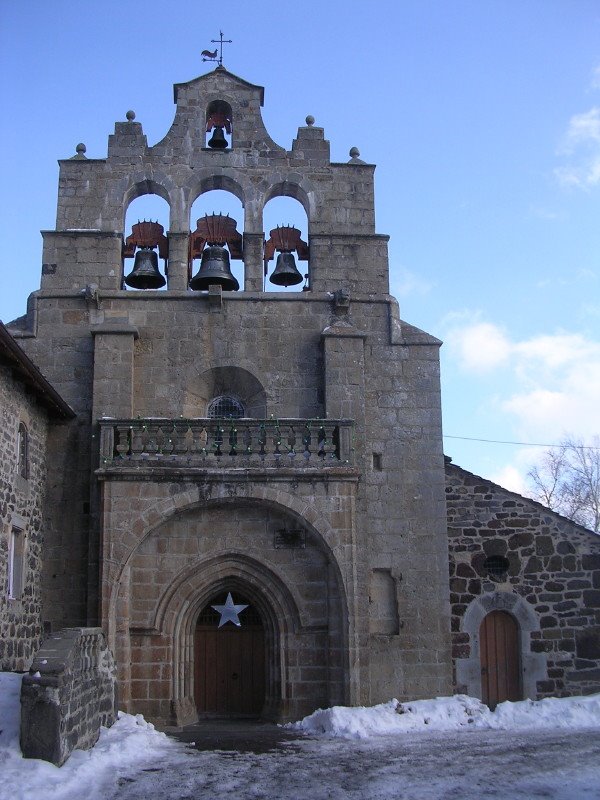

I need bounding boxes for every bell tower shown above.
[11,65,452,725]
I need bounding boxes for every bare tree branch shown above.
[527,436,600,534]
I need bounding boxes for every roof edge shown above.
[445,458,599,539]
[173,67,265,106]
[0,322,76,420]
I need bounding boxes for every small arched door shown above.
[479,610,521,709]
[194,594,265,716]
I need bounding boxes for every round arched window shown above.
[483,555,510,579]
[207,395,245,419]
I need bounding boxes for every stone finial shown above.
[348,146,366,164]
[73,143,87,159]
[126,110,136,121]
[305,115,315,126]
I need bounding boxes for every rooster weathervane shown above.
[202,30,232,67]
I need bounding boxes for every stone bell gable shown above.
[43,66,383,297]
[9,65,452,726]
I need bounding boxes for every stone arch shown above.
[160,552,303,721]
[122,177,173,226]
[110,489,351,724]
[182,364,267,418]
[188,173,247,214]
[263,180,315,223]
[456,591,547,701]
[109,485,346,624]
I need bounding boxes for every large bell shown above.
[207,126,228,149]
[269,252,303,287]
[124,247,166,289]
[189,245,240,291]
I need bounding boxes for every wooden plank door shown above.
[195,602,265,716]
[479,610,521,709]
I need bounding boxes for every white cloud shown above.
[529,206,565,221]
[445,321,511,373]
[391,268,433,298]
[562,107,600,149]
[444,319,600,494]
[444,318,600,442]
[490,464,529,496]
[556,107,600,189]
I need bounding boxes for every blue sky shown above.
[1,0,599,492]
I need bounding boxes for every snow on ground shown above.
[290,693,600,738]
[0,673,185,800]
[1,671,600,800]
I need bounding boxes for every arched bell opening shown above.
[205,99,233,149]
[194,589,266,717]
[122,193,170,291]
[189,190,244,291]
[263,195,309,292]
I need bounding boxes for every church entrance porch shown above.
[101,485,355,727]
[195,594,265,716]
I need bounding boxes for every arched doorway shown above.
[479,610,521,709]
[194,591,265,716]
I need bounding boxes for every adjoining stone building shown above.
[0,323,74,671]
[4,65,600,725]
[445,461,600,708]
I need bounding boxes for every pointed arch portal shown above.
[195,591,265,716]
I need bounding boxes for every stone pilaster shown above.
[243,233,265,292]
[91,323,138,421]
[166,232,189,291]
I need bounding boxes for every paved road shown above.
[109,723,600,800]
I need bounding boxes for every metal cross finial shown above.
[201,30,232,67]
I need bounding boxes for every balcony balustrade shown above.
[98,418,354,469]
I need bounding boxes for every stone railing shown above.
[98,417,354,468]
[20,628,117,766]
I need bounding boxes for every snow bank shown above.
[2,668,600,799]
[0,673,185,800]
[291,693,600,739]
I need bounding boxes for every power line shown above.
[443,434,600,450]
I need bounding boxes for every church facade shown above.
[3,67,599,727]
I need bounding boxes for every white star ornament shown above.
[211,592,249,628]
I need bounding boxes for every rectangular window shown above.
[17,423,29,479]
[8,528,24,600]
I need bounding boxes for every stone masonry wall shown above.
[9,64,452,715]
[20,627,117,766]
[0,363,49,670]
[446,462,600,699]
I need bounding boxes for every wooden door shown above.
[195,599,265,716]
[479,610,521,709]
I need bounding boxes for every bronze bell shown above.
[207,126,228,149]
[124,247,166,289]
[189,245,240,291]
[269,252,303,287]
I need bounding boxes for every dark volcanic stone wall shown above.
[446,461,600,699]
[0,364,49,670]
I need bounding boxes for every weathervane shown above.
[202,30,232,67]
